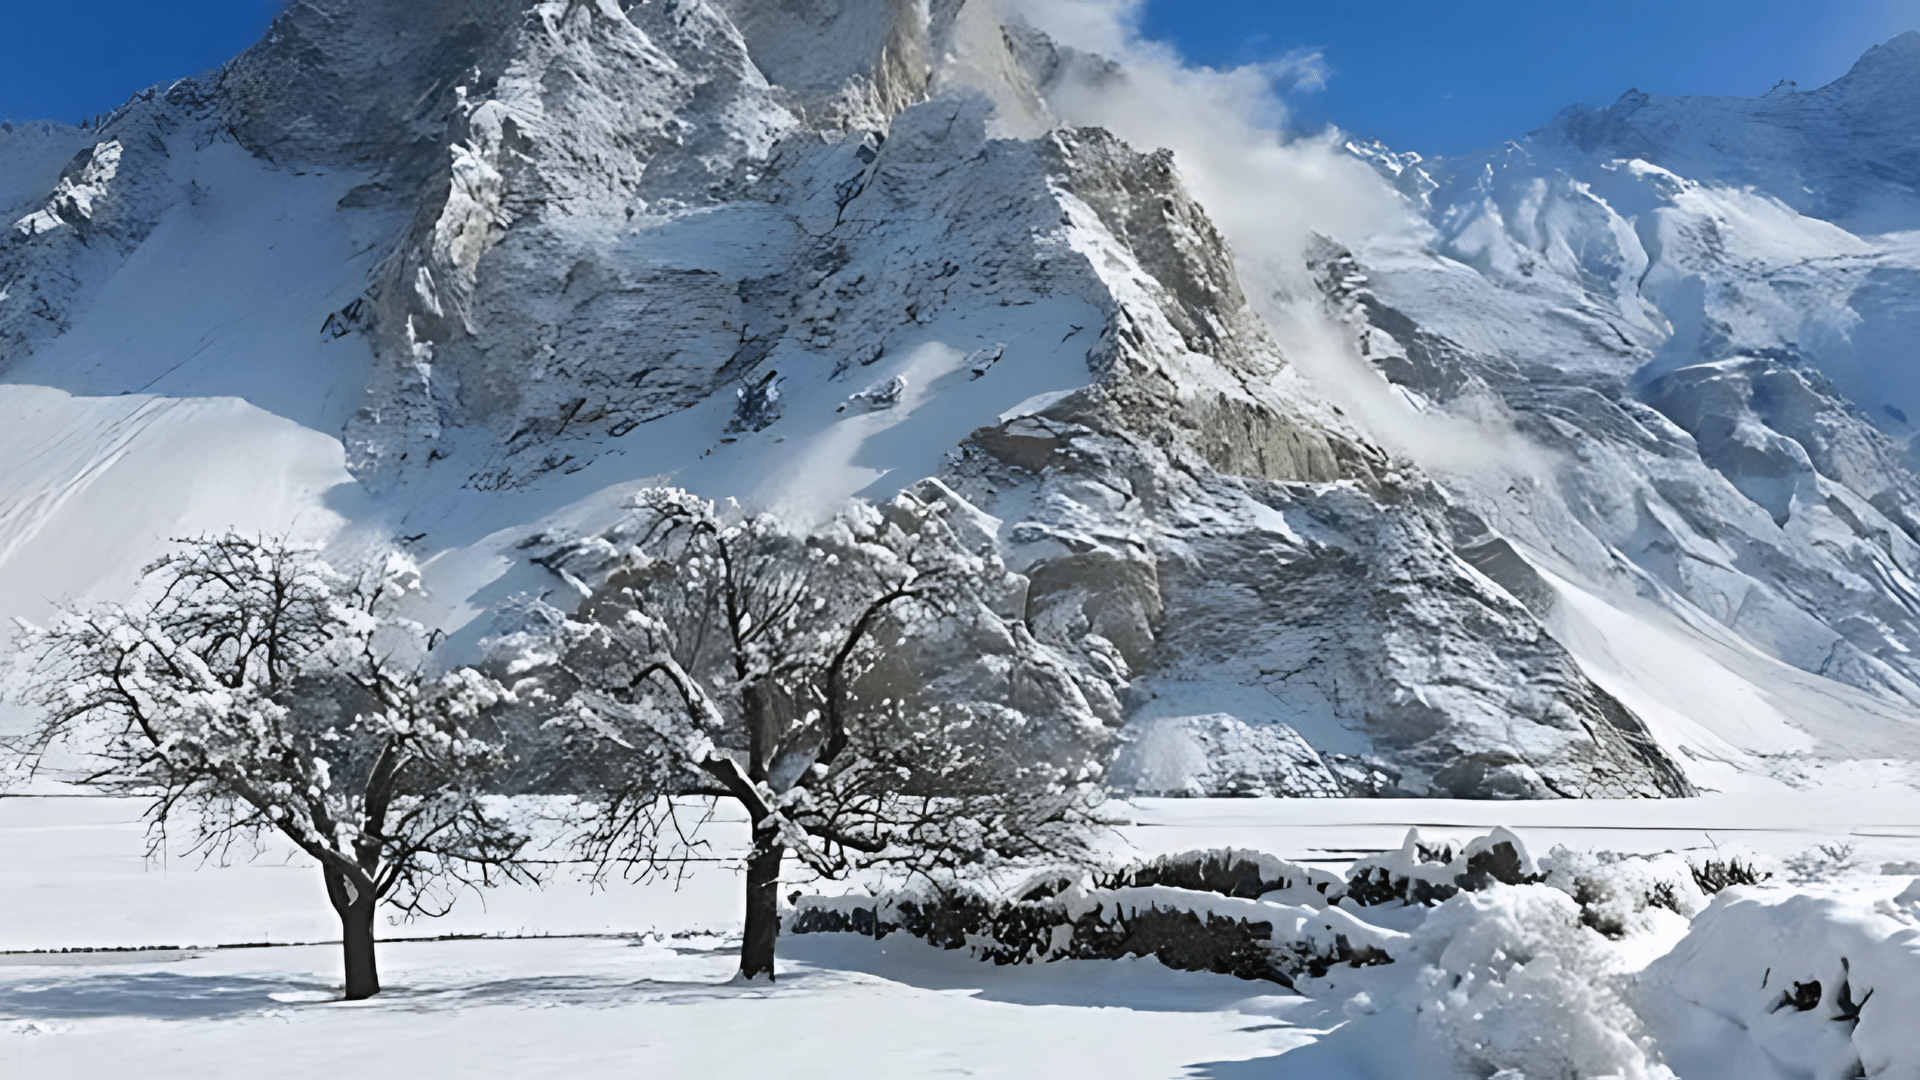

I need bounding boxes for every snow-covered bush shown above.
[782,828,1920,1080]
[1541,848,1706,939]
[1343,827,1541,907]
[790,869,1402,986]
[1640,890,1920,1079]
[1687,851,1776,894]
[1102,847,1346,904]
[791,831,1601,992]
[792,828,1920,1079]
[1410,885,1676,1080]
[1785,842,1859,885]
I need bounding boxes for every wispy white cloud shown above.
[998,0,1550,476]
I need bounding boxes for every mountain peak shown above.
[1829,28,1920,97]
[1855,28,1920,65]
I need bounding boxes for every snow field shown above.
[5,793,1919,1077]
[11,793,1916,952]
[2,936,1312,1080]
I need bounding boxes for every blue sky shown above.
[1140,0,1920,152]
[0,0,280,126]
[1,1,1914,154]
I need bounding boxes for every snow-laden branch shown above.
[510,485,1117,899]
[5,533,537,924]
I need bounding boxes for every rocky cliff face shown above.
[12,1,1915,799]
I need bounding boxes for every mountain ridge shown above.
[3,2,1916,799]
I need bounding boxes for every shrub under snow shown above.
[1341,827,1543,906]
[1540,847,1706,939]
[1408,885,1675,1080]
[789,859,1402,987]
[794,831,1920,1080]
[1640,888,1920,1080]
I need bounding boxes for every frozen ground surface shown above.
[4,794,1919,1078]
[0,936,1314,1079]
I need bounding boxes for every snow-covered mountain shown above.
[1,1,1914,799]
[1335,31,1920,791]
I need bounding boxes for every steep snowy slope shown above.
[2,0,1911,799]
[1324,32,1920,789]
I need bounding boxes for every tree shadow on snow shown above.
[0,968,744,1020]
[0,970,336,1021]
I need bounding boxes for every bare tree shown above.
[8,535,533,1000]
[518,487,1113,982]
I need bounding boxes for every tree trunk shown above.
[739,830,785,982]
[325,867,380,1000]
[341,899,380,999]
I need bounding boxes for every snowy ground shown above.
[1,936,1314,1079]
[5,794,1918,1078]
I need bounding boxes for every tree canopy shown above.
[10,534,533,998]
[512,486,1115,980]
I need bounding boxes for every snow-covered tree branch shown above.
[505,486,1115,981]
[6,534,535,999]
